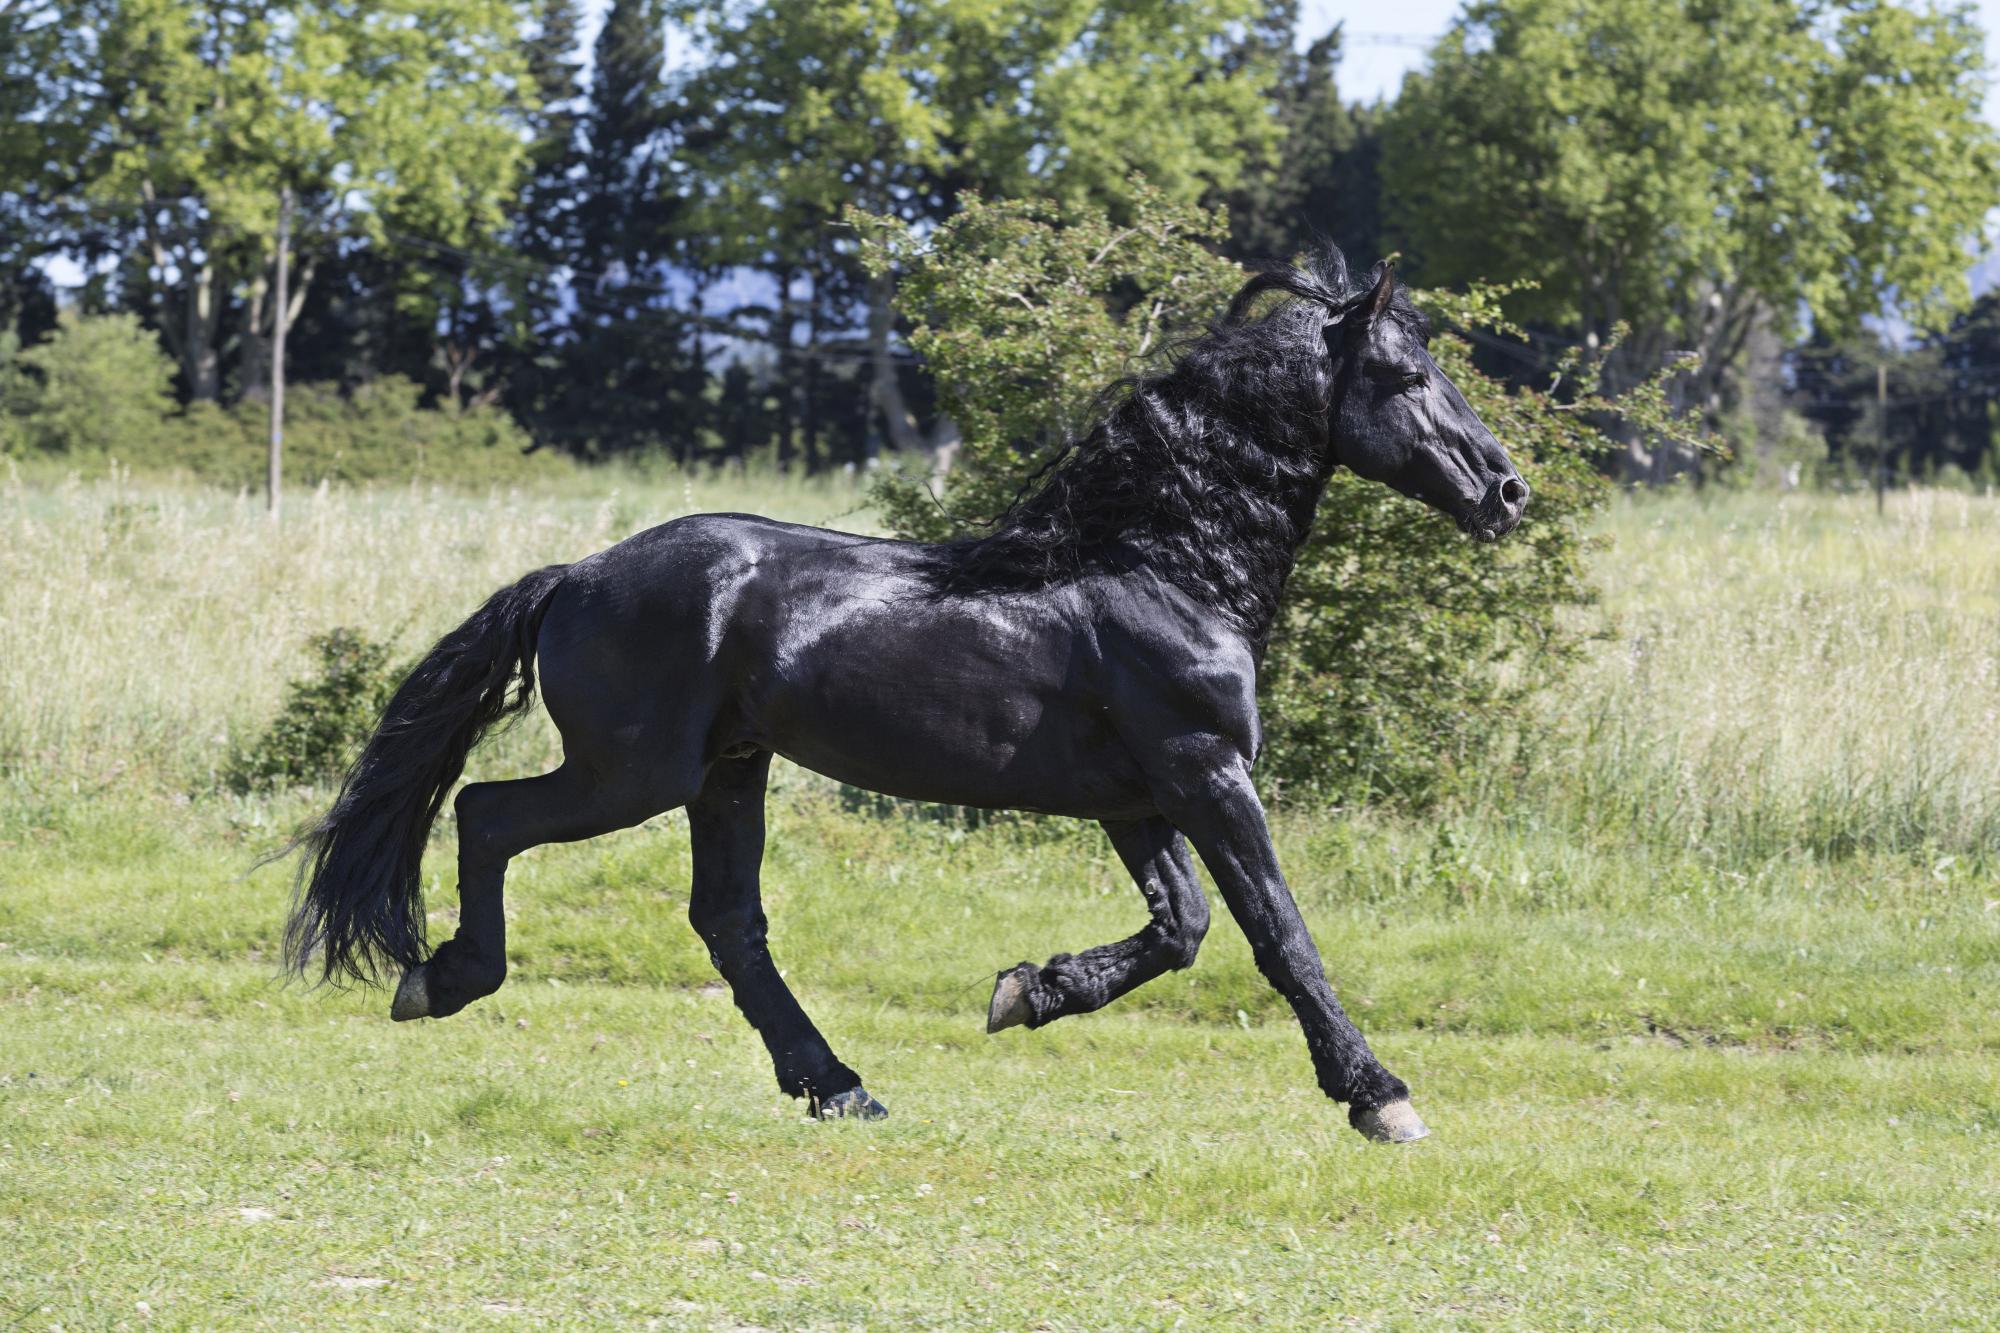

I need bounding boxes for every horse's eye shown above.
[1368,363,1425,393]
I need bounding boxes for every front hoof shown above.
[815,1088,888,1121]
[986,962,1037,1033]
[1351,1099,1430,1143]
[390,966,431,1022]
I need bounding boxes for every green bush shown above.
[228,628,403,792]
[857,187,1689,806]
[0,315,569,487]
[2,312,178,455]
[173,376,567,489]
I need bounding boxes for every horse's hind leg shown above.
[687,751,884,1120]
[985,817,1209,1032]
[393,762,690,1021]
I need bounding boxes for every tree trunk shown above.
[771,263,795,471]
[182,256,222,403]
[240,269,270,404]
[865,268,960,473]
[801,261,822,474]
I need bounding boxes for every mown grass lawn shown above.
[3,789,1997,1330]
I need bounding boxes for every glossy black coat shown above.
[287,253,1528,1131]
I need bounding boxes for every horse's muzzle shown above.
[1464,476,1529,542]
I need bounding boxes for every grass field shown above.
[3,473,1998,1328]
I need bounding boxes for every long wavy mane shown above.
[941,245,1428,639]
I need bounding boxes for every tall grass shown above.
[7,468,2000,864]
[1533,488,2000,861]
[0,462,874,787]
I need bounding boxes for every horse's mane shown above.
[942,244,1429,639]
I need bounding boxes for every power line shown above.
[1342,31,1440,50]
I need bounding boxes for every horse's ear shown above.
[1323,260,1398,347]
[1365,261,1397,321]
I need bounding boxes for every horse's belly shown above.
[772,701,1147,818]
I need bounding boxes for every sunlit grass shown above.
[3,476,1999,1325]
[1540,487,2000,858]
[0,463,875,786]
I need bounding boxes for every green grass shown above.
[3,477,2000,1326]
[4,787,1997,1328]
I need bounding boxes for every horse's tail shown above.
[282,563,571,986]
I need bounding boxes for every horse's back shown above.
[529,512,1174,815]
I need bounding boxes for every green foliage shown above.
[171,377,567,489]
[1259,291,1609,803]
[0,320,566,484]
[673,0,1281,251]
[1221,22,1383,269]
[3,312,178,455]
[671,0,1286,461]
[860,189,1702,804]
[1382,0,2000,418]
[228,628,401,792]
[59,0,535,399]
[855,185,1247,540]
[0,331,29,454]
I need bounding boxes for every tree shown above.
[527,0,709,458]
[487,0,590,416]
[1219,20,1384,270]
[60,0,534,401]
[860,187,1695,802]
[1382,0,2000,477]
[1792,290,2000,482]
[670,0,1284,466]
[1,0,69,345]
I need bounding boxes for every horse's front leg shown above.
[985,817,1209,1031]
[1167,764,1427,1143]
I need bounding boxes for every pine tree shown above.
[1220,23,1382,270]
[549,0,702,457]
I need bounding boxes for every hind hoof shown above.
[390,966,431,1022]
[1352,1099,1430,1143]
[986,963,1036,1033]
[816,1088,888,1121]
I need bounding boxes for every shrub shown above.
[3,312,178,455]
[173,376,567,489]
[229,628,403,792]
[0,318,568,487]
[856,187,1689,806]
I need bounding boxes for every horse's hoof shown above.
[1352,1099,1430,1143]
[390,966,431,1022]
[816,1088,888,1121]
[986,963,1036,1033]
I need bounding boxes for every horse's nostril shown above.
[1500,477,1528,507]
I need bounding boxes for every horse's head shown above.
[1322,262,1528,542]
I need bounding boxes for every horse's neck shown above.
[1159,461,1331,648]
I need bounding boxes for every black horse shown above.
[287,251,1527,1142]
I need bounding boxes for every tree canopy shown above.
[4,0,1998,483]
[1382,0,1999,469]
[52,0,534,400]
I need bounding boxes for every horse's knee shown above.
[689,896,767,965]
[1164,888,1209,969]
